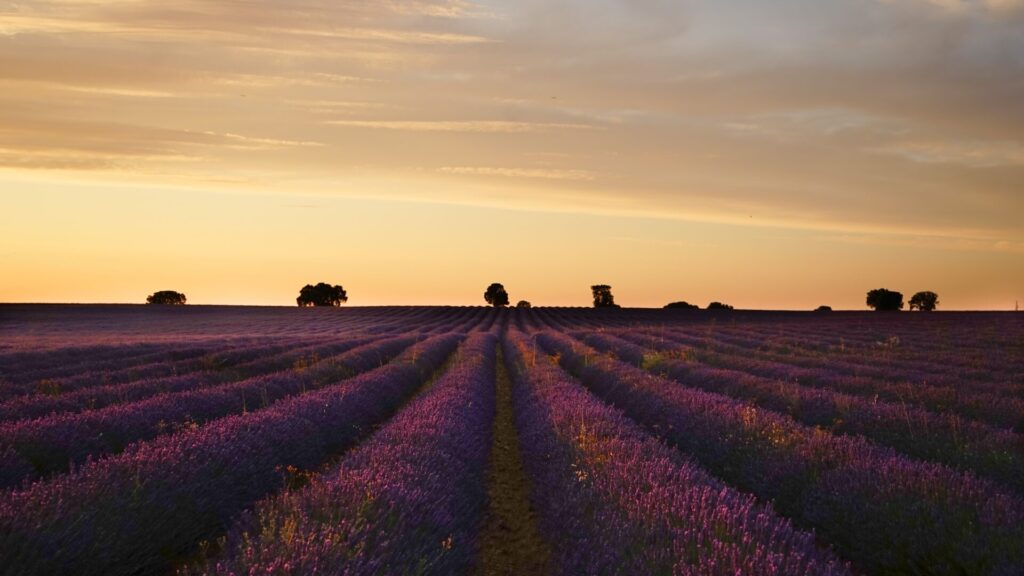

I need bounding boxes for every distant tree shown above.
[866,288,903,311]
[146,290,186,305]
[297,283,348,307]
[706,301,734,311]
[516,300,532,309]
[814,305,833,312]
[665,301,699,310]
[591,285,619,308]
[484,283,509,307]
[909,291,939,312]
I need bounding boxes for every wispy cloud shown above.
[876,139,1024,167]
[258,26,490,45]
[881,0,1024,16]
[1,0,1022,254]
[819,231,1024,254]
[207,132,325,150]
[327,120,596,133]
[437,166,595,180]
[985,0,1024,14]
[209,74,373,88]
[25,83,180,99]
[381,0,492,19]
[0,147,198,171]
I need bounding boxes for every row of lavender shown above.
[175,329,856,575]
[185,332,500,574]
[625,328,1024,432]
[0,334,420,488]
[536,330,1024,574]
[0,337,372,423]
[0,305,495,434]
[0,332,463,575]
[1,307,1020,574]
[718,320,1024,378]
[503,329,849,575]
[532,313,1019,430]
[0,306,496,387]
[577,331,1024,492]
[636,325,1023,399]
[526,307,1023,385]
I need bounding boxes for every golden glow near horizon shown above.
[1,1,1022,309]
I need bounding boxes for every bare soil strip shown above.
[477,345,550,575]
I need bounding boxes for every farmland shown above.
[0,304,1021,575]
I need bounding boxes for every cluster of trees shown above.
[144,283,939,312]
[664,301,734,311]
[482,283,621,309]
[297,283,348,307]
[866,289,939,312]
[146,291,186,305]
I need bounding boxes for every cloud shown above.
[984,0,1024,14]
[0,0,1022,252]
[209,74,373,88]
[326,120,596,133]
[882,0,1024,15]
[258,26,490,45]
[378,1,492,19]
[437,166,595,180]
[208,132,325,150]
[876,139,1024,167]
[0,146,197,171]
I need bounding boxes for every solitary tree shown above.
[866,288,903,311]
[146,290,186,305]
[909,291,939,311]
[665,301,699,310]
[591,285,619,308]
[484,283,509,307]
[815,305,833,312]
[297,283,348,307]
[707,301,734,311]
[516,300,532,309]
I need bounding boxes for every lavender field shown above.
[0,304,1021,575]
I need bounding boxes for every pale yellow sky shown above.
[1,0,1022,309]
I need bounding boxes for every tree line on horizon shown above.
[144,284,942,311]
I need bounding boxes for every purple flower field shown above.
[0,304,1022,575]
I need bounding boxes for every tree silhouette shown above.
[815,305,833,312]
[516,300,532,308]
[297,283,348,307]
[484,283,509,307]
[866,288,903,311]
[707,301,734,311]
[909,291,939,311]
[591,285,619,308]
[665,301,699,310]
[146,291,186,305]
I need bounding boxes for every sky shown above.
[1,0,1022,309]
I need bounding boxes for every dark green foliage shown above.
[909,291,939,312]
[146,291,186,305]
[484,283,509,307]
[297,283,348,307]
[866,288,903,311]
[591,285,619,308]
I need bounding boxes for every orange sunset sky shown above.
[1,0,1022,309]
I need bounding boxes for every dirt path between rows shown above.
[477,345,550,575]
